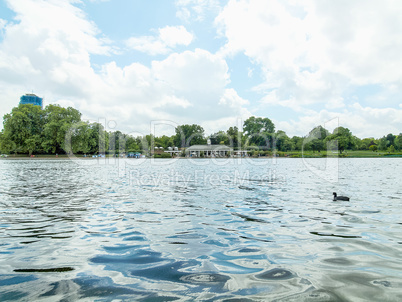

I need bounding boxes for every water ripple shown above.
[1,158,402,300]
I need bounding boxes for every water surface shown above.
[0,158,401,301]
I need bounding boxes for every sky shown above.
[0,0,401,139]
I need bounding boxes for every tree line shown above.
[0,104,401,156]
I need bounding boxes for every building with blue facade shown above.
[19,94,43,109]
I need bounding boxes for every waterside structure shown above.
[184,139,249,158]
[186,144,232,157]
[165,147,181,157]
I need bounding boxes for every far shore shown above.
[1,150,402,160]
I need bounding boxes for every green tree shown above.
[274,130,293,151]
[42,105,81,154]
[126,136,140,152]
[88,122,108,154]
[0,130,16,154]
[243,116,275,135]
[302,126,329,153]
[377,136,387,151]
[209,131,229,145]
[325,127,354,154]
[0,131,4,153]
[174,124,205,147]
[305,139,325,152]
[109,131,126,154]
[227,126,242,148]
[377,133,396,151]
[360,138,376,150]
[66,122,93,154]
[25,135,42,156]
[351,136,361,150]
[308,125,329,140]
[395,133,402,151]
[386,133,396,147]
[243,117,275,149]
[144,134,154,153]
[155,135,174,149]
[291,136,303,151]
[2,104,45,155]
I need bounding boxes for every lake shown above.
[0,157,401,301]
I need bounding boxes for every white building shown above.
[185,144,233,157]
[164,146,181,157]
[185,139,250,157]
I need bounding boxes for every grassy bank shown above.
[281,150,402,158]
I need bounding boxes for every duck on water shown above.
[333,192,350,201]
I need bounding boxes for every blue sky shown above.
[0,0,401,138]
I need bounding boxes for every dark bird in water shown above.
[333,192,350,201]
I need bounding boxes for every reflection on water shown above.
[1,158,402,301]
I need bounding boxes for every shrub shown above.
[153,153,172,158]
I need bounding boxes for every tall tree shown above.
[174,124,205,147]
[155,135,174,149]
[394,133,402,151]
[227,126,242,148]
[88,122,108,154]
[2,104,45,154]
[305,139,325,152]
[42,105,81,154]
[308,125,329,140]
[109,131,126,154]
[243,116,275,135]
[291,136,303,151]
[67,122,93,154]
[325,127,354,154]
[274,130,293,151]
[359,138,377,150]
[243,116,275,149]
[386,133,396,147]
[378,133,396,151]
[303,126,330,152]
[209,131,229,145]
[25,135,42,156]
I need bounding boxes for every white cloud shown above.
[54,99,76,108]
[89,49,248,135]
[126,25,193,55]
[126,36,166,56]
[176,0,222,22]
[158,95,192,109]
[6,0,110,56]
[0,0,111,126]
[159,26,193,47]
[0,18,7,30]
[276,103,402,139]
[219,88,249,108]
[0,1,250,136]
[217,1,402,103]
[310,1,402,86]
[152,48,228,96]
[150,49,251,131]
[0,0,112,98]
[1,0,399,140]
[350,103,402,133]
